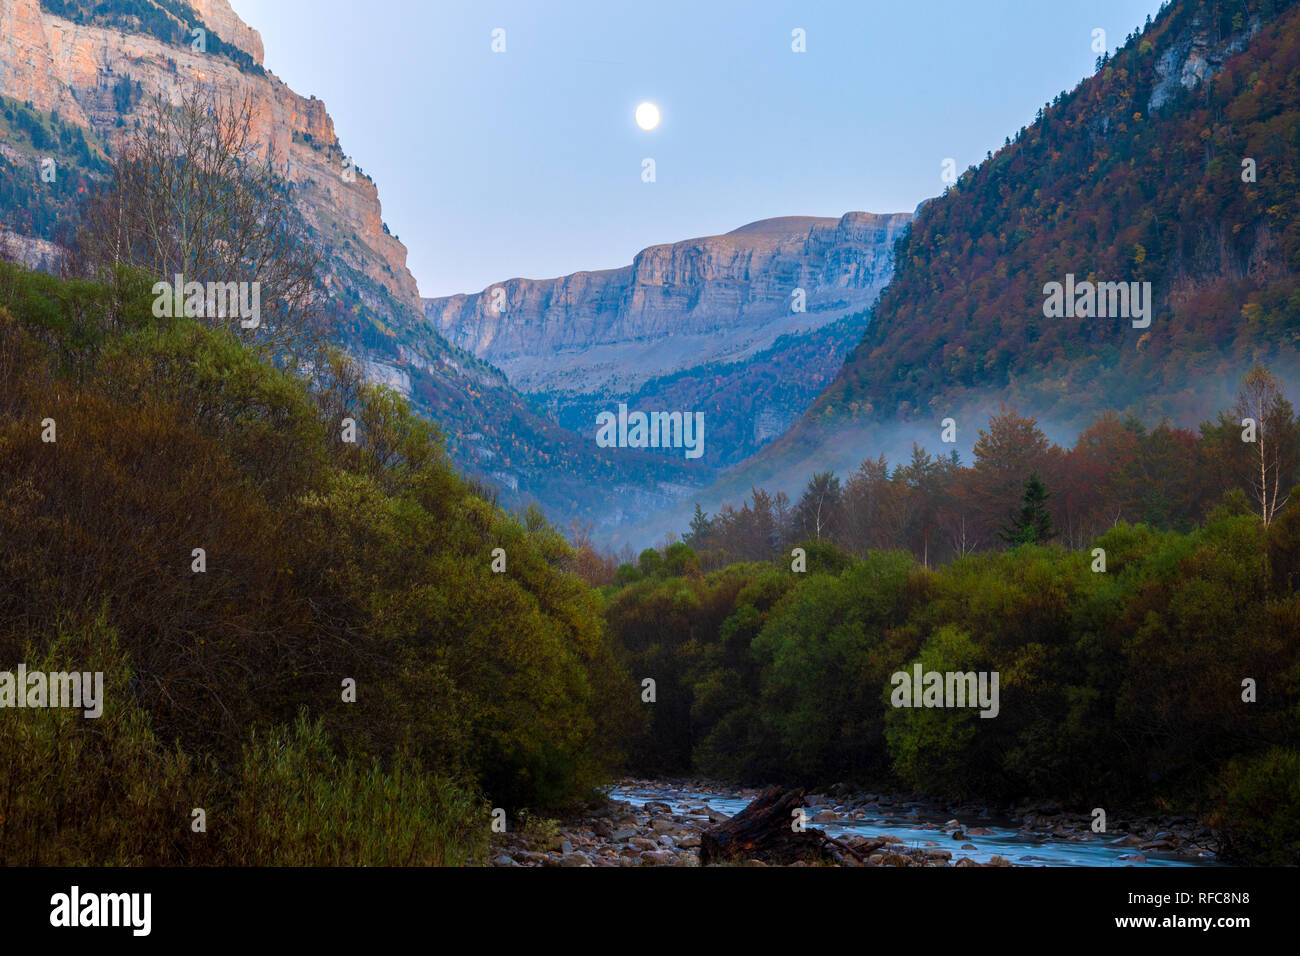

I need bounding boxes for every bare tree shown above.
[1233,364,1295,526]
[940,505,981,560]
[795,471,843,544]
[73,88,328,361]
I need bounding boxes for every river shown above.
[608,781,1218,867]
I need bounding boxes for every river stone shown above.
[561,852,590,867]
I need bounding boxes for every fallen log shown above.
[699,786,869,866]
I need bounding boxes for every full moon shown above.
[635,102,661,131]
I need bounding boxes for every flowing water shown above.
[608,783,1218,867]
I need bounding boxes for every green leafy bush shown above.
[1216,748,1300,865]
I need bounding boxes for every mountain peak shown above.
[188,0,265,66]
[724,215,839,237]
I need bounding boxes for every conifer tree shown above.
[1000,471,1056,545]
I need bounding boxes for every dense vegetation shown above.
[0,97,107,248]
[606,496,1300,863]
[0,262,638,864]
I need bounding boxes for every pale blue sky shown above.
[228,0,1166,298]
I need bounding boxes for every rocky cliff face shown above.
[188,0,264,65]
[425,211,912,395]
[1148,11,1262,111]
[0,0,420,319]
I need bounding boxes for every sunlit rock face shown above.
[1,0,421,316]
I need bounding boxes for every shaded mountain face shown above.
[0,0,705,530]
[686,0,1300,526]
[425,211,912,471]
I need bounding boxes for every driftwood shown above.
[699,786,869,866]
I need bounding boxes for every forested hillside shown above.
[720,0,1300,510]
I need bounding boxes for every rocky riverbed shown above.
[490,779,1219,867]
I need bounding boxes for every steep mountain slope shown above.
[0,0,700,527]
[694,0,1300,519]
[548,308,875,469]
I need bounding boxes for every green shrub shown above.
[228,712,487,866]
[0,616,209,865]
[1216,748,1300,865]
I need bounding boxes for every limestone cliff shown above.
[424,211,912,395]
[188,0,264,65]
[0,0,420,319]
